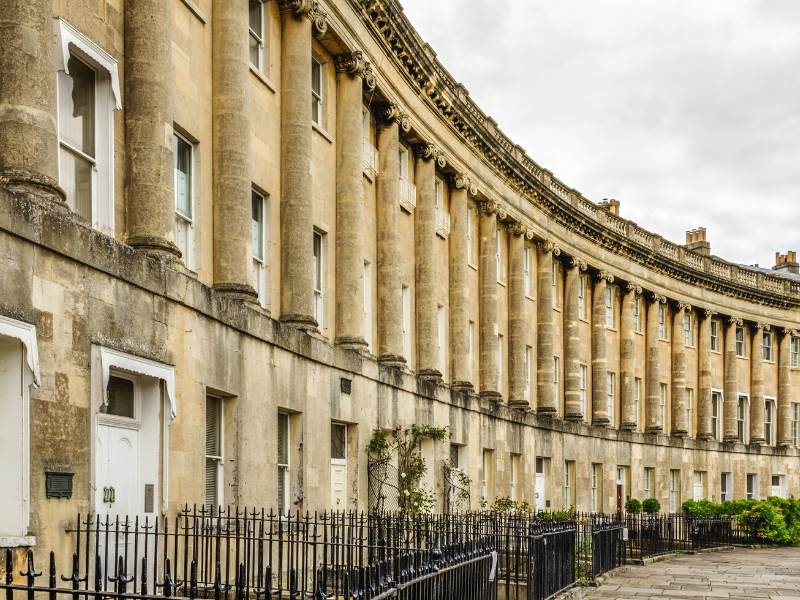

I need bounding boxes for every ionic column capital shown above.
[334,51,376,90]
[377,102,410,132]
[595,270,614,283]
[783,328,800,337]
[537,239,561,256]
[568,256,588,271]
[451,172,478,195]
[413,143,447,168]
[752,322,770,332]
[625,282,643,295]
[703,308,718,319]
[674,301,692,313]
[647,292,667,304]
[727,316,744,327]
[278,0,328,36]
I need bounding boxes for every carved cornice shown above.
[280,0,327,37]
[378,103,411,132]
[413,143,447,168]
[351,0,800,310]
[452,173,478,196]
[334,51,376,90]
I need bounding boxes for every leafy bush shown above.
[625,498,642,513]
[489,496,532,514]
[682,497,800,544]
[642,498,661,514]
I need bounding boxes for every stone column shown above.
[449,174,477,388]
[376,104,409,366]
[211,0,258,299]
[0,0,62,201]
[564,258,587,420]
[536,241,559,413]
[508,223,527,407]
[333,51,375,349]
[697,309,715,439]
[778,329,795,446]
[671,303,689,436]
[478,201,499,399]
[645,293,666,433]
[413,143,445,379]
[620,283,641,430]
[125,0,180,258]
[749,323,766,444]
[591,271,612,425]
[723,317,742,442]
[279,1,326,328]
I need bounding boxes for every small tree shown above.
[642,498,661,514]
[625,498,642,514]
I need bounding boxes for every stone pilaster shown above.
[536,241,559,413]
[376,104,409,366]
[671,303,690,436]
[778,329,795,446]
[125,0,180,258]
[449,174,477,388]
[212,0,258,299]
[413,143,445,379]
[723,316,743,442]
[620,283,641,430]
[749,323,766,444]
[646,293,666,433]
[0,0,63,201]
[507,223,527,407]
[279,0,327,328]
[591,271,612,425]
[564,257,587,420]
[478,201,500,399]
[334,51,375,349]
[697,309,715,439]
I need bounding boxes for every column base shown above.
[1,168,66,203]
[335,336,369,351]
[696,433,714,441]
[749,437,766,446]
[378,354,407,368]
[777,440,792,448]
[479,390,502,402]
[450,380,474,391]
[214,281,259,302]
[564,413,584,422]
[280,313,319,331]
[508,400,531,410]
[620,422,637,431]
[671,429,688,437]
[592,417,610,427]
[645,426,663,434]
[418,368,442,381]
[723,435,739,444]
[537,406,558,415]
[127,234,182,260]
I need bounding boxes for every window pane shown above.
[311,59,321,95]
[251,191,264,261]
[249,1,262,35]
[104,376,134,418]
[331,423,346,460]
[59,146,93,220]
[59,56,95,156]
[174,135,192,217]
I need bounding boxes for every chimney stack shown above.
[685,227,710,256]
[774,251,799,275]
[599,198,620,216]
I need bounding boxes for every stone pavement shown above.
[568,547,800,599]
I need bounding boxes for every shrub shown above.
[682,499,720,518]
[625,498,642,513]
[642,498,661,514]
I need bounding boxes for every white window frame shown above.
[278,412,291,514]
[313,229,325,330]
[481,449,494,504]
[660,383,668,429]
[437,304,446,377]
[693,471,705,501]
[0,317,40,544]
[468,319,475,376]
[762,331,773,362]
[495,229,503,283]
[578,275,586,320]
[710,319,720,352]
[525,345,533,403]
[591,463,602,512]
[248,0,268,74]
[497,334,504,389]
[553,356,560,404]
[792,402,800,447]
[764,397,776,446]
[205,395,224,508]
[251,188,268,307]
[579,364,588,416]
[551,262,558,308]
[563,461,572,509]
[683,312,693,346]
[173,130,196,270]
[736,327,746,357]
[791,337,800,369]
[56,19,121,234]
[311,54,325,128]
[737,394,749,443]
[720,472,732,502]
[634,377,642,429]
[510,454,521,502]
[633,296,642,332]
[746,473,758,500]
[669,469,680,512]
[364,261,373,351]
[605,286,614,328]
[402,285,412,361]
[466,207,475,266]
[771,474,786,499]
[523,246,532,297]
[686,388,694,437]
[607,372,615,420]
[658,304,667,340]
[711,390,723,440]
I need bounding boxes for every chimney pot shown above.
[773,250,799,275]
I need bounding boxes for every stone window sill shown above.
[249,65,276,93]
[525,294,535,302]
[468,262,478,271]
[634,330,644,336]
[179,0,207,24]
[312,123,334,144]
[0,535,36,548]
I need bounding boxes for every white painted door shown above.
[95,424,140,518]
[535,473,545,511]
[331,464,347,508]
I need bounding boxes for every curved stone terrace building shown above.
[0,0,798,553]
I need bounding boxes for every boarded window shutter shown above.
[205,397,221,507]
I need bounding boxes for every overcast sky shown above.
[401,0,800,269]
